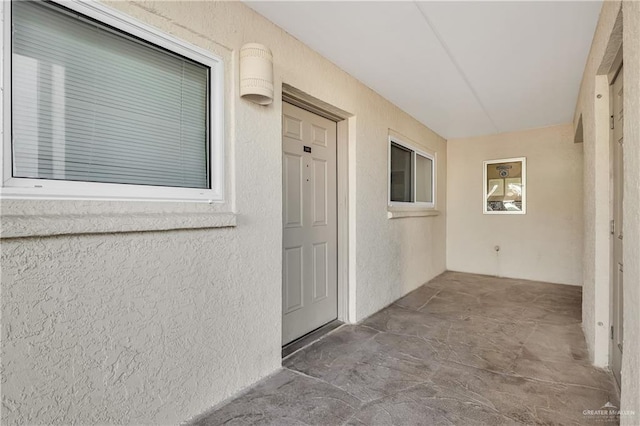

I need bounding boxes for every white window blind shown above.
[12,1,210,189]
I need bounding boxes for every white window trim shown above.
[0,0,225,203]
[387,136,436,210]
[482,156,527,215]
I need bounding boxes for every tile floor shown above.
[192,272,619,425]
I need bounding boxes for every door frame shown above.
[282,84,354,325]
[608,49,623,387]
[582,6,623,368]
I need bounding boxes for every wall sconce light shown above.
[240,43,273,106]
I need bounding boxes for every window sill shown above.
[387,206,440,219]
[0,208,237,239]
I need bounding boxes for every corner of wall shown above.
[575,0,622,370]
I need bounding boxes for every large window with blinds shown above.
[2,0,224,201]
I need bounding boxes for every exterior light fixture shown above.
[239,43,273,105]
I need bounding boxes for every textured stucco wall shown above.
[620,1,640,421]
[0,1,447,424]
[575,0,620,371]
[574,0,640,421]
[446,124,584,286]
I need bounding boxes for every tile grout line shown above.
[443,358,615,394]
[506,321,539,373]
[333,362,445,416]
[339,411,360,426]
[285,367,367,407]
[415,288,444,312]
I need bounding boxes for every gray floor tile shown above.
[361,304,453,340]
[190,272,619,426]
[508,356,617,390]
[285,327,440,402]
[419,288,529,322]
[393,285,441,311]
[520,322,590,364]
[345,383,518,426]
[192,369,360,426]
[429,361,618,425]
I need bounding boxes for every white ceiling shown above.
[245,1,602,139]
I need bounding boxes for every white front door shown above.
[610,65,624,387]
[282,102,338,345]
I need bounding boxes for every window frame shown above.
[388,136,436,209]
[482,157,526,215]
[0,0,225,202]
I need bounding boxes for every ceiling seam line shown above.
[413,1,500,134]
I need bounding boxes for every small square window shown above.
[388,138,435,207]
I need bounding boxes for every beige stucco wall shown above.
[446,124,584,286]
[574,0,640,421]
[622,2,640,419]
[0,1,446,424]
[576,0,619,371]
